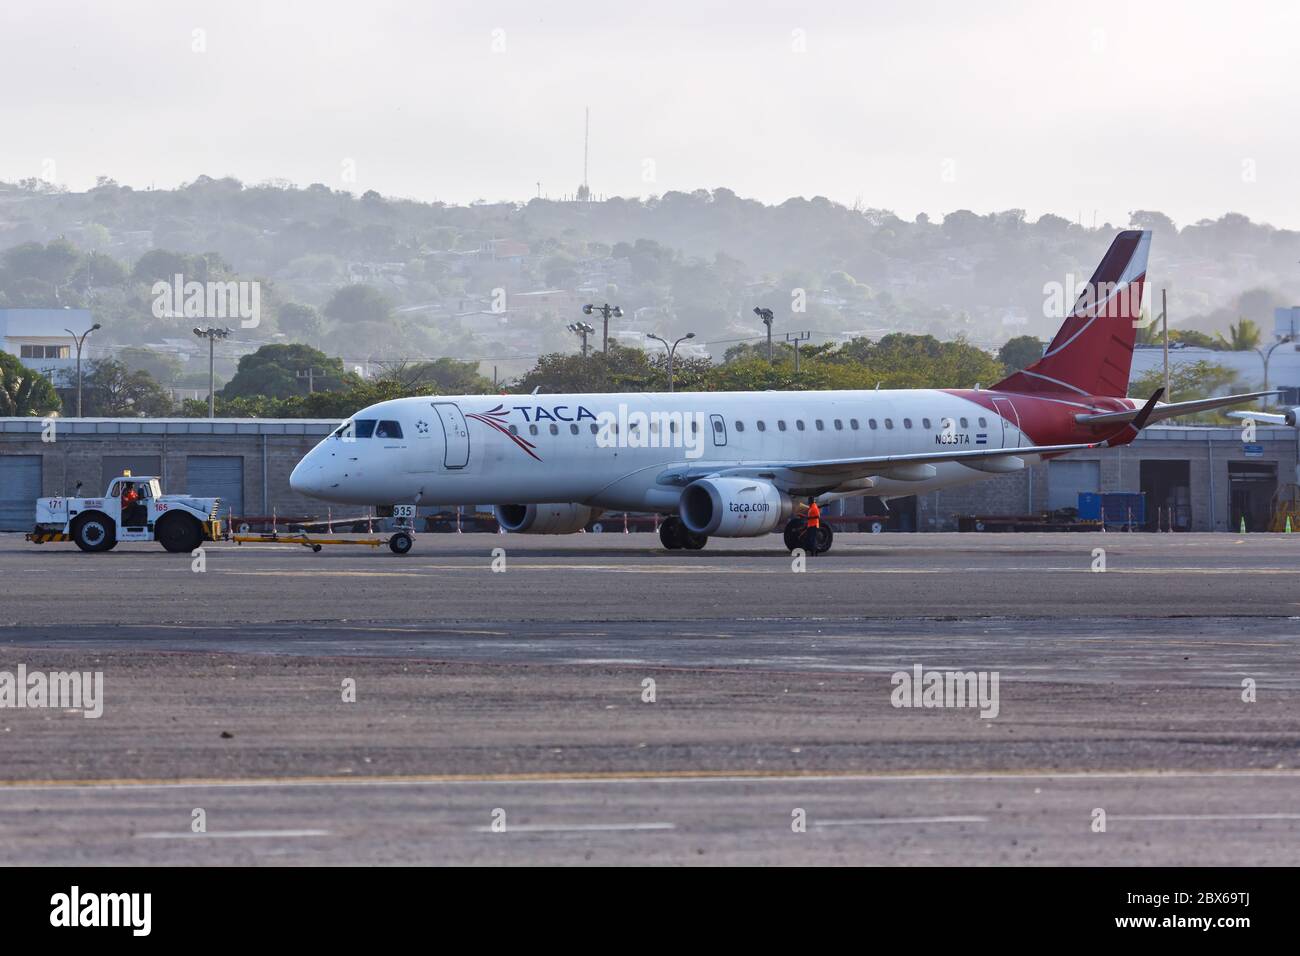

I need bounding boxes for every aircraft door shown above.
[990,397,1021,448]
[710,413,727,447]
[433,403,470,469]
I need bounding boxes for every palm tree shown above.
[1215,318,1262,351]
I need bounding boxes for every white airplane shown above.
[290,231,1270,553]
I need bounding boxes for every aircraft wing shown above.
[1074,391,1276,426]
[661,440,1098,484]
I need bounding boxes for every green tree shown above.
[1171,329,1222,349]
[2,239,81,286]
[81,359,174,416]
[278,302,324,340]
[376,357,492,394]
[515,343,665,393]
[322,284,392,325]
[72,251,129,288]
[221,343,355,400]
[0,351,62,416]
[118,346,183,385]
[1131,360,1238,415]
[997,335,1044,373]
[1215,318,1262,351]
[131,249,194,284]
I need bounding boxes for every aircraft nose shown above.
[290,459,324,497]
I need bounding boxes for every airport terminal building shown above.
[0,417,1296,534]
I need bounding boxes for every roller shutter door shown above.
[102,455,161,489]
[1047,460,1101,512]
[0,456,42,530]
[186,456,244,519]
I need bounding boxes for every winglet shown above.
[1101,388,1163,447]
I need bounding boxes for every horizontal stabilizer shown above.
[1075,391,1277,427]
[1227,408,1298,427]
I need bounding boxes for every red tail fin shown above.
[994,230,1151,398]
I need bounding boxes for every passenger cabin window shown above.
[815,420,825,431]
[375,420,403,439]
[713,419,724,433]
[978,417,988,427]
[903,418,913,429]
[735,421,745,432]
[795,420,805,431]
[590,423,599,434]
[569,423,579,435]
[923,418,932,429]
[529,424,539,436]
[960,417,969,428]
[850,419,859,430]
[834,419,843,430]
[868,419,878,430]
[884,418,894,429]
[778,420,787,431]
[757,420,767,431]
[508,424,519,435]
[549,423,559,435]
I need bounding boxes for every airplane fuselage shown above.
[288,386,1137,512]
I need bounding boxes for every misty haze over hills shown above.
[2,176,1297,381]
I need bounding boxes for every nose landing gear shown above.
[388,504,418,554]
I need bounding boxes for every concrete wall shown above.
[922,426,1298,531]
[0,419,336,528]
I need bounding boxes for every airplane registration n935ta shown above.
[289,231,1270,554]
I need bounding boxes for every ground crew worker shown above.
[121,482,141,525]
[803,496,822,557]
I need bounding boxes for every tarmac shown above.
[0,530,1295,864]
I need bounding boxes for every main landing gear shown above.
[783,517,834,555]
[659,516,707,551]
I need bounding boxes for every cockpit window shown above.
[375,420,403,439]
[332,419,377,439]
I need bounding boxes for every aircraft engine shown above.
[494,503,598,534]
[679,477,790,537]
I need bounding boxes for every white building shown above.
[1131,309,1300,403]
[0,308,97,385]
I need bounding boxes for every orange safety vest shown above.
[806,503,820,529]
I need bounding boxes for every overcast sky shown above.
[4,0,1298,229]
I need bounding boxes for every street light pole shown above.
[193,327,231,418]
[583,303,623,354]
[567,321,595,357]
[785,330,811,374]
[64,322,101,417]
[646,332,695,393]
[1256,335,1294,409]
